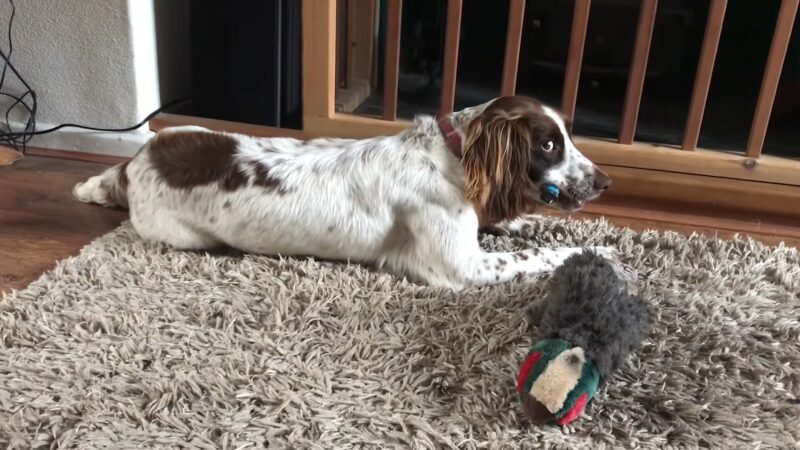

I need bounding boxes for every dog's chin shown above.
[534,185,602,212]
[558,197,586,212]
[552,190,602,212]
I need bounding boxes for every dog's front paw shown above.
[478,224,511,237]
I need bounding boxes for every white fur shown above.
[541,106,596,203]
[75,103,614,290]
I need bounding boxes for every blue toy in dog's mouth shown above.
[540,184,560,204]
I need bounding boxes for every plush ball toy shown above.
[539,183,561,205]
[517,251,650,426]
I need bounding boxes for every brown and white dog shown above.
[74,96,613,290]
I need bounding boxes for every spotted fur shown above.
[73,97,613,290]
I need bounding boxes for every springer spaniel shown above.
[74,96,613,290]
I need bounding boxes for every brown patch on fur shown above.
[223,200,232,209]
[118,161,129,192]
[104,161,130,209]
[462,96,564,226]
[478,224,511,236]
[251,162,288,194]
[518,252,529,261]
[149,131,247,191]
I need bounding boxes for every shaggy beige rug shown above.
[1,217,799,449]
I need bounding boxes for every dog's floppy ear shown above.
[462,110,535,225]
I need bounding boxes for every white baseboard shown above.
[18,122,154,157]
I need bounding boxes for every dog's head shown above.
[460,96,610,224]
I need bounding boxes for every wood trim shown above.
[304,113,411,138]
[439,0,463,116]
[619,0,658,145]
[682,0,727,151]
[561,0,591,123]
[151,113,315,139]
[24,147,130,165]
[302,0,337,121]
[300,113,800,186]
[576,137,800,186]
[383,0,403,121]
[500,0,526,97]
[563,202,800,244]
[602,165,800,219]
[746,0,799,159]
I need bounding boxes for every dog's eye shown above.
[541,140,554,152]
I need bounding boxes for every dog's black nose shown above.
[593,169,612,191]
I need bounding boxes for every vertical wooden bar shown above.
[336,0,349,89]
[439,0,463,116]
[619,0,659,145]
[342,0,350,89]
[682,0,728,150]
[746,0,799,159]
[561,0,591,123]
[383,0,403,121]
[500,0,526,97]
[302,0,337,122]
[347,0,376,83]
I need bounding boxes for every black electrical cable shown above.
[0,0,189,153]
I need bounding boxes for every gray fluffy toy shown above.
[517,251,651,426]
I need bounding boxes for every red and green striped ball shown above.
[516,339,600,426]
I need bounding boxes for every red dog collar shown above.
[437,118,463,159]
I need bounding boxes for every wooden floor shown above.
[2,155,799,295]
[1,156,127,293]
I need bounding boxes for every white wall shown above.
[0,0,188,156]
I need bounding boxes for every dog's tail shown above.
[72,161,130,209]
